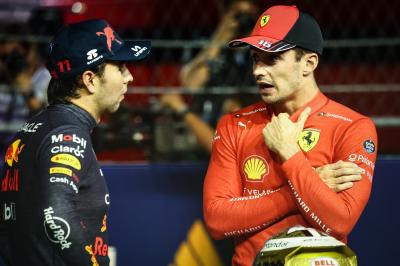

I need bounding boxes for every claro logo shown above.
[43,207,72,250]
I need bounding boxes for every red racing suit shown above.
[203,91,378,266]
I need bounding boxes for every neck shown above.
[271,80,319,115]
[69,97,101,123]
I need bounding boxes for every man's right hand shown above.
[315,160,363,192]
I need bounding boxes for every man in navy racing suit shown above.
[0,19,151,265]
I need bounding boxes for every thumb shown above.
[296,107,311,128]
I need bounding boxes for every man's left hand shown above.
[263,107,311,161]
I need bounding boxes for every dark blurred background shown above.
[1,0,399,162]
[0,1,399,265]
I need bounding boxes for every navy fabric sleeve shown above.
[35,126,108,265]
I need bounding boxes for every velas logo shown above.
[298,129,320,152]
[96,25,122,52]
[260,15,270,27]
[243,155,269,182]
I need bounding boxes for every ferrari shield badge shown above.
[298,129,320,152]
[260,15,270,27]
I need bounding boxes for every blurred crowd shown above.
[0,24,50,156]
[0,0,262,161]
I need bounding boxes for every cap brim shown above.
[109,40,151,62]
[229,36,296,53]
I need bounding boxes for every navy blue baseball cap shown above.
[46,19,151,79]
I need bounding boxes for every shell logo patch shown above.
[298,129,320,152]
[243,156,269,181]
[260,15,270,27]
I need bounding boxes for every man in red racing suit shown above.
[203,5,377,266]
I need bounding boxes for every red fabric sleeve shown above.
[280,118,377,239]
[203,115,297,240]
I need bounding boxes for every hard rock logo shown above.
[243,156,269,181]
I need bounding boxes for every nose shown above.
[253,60,266,81]
[123,64,134,83]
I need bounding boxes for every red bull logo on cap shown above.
[96,25,122,52]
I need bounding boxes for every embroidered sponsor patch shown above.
[243,155,269,181]
[363,139,375,154]
[298,129,320,152]
[49,167,72,176]
[51,154,81,170]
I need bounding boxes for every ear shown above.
[303,53,319,76]
[81,70,97,94]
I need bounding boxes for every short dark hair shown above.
[47,63,106,104]
[292,47,319,62]
[292,47,308,61]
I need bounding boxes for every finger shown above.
[334,182,354,193]
[329,160,360,170]
[335,175,362,184]
[278,112,290,119]
[296,107,311,128]
[334,167,363,177]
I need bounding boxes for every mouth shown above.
[119,92,126,101]
[258,82,274,94]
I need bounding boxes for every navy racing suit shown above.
[0,103,110,265]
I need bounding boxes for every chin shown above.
[261,95,278,105]
[109,104,121,113]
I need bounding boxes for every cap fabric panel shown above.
[108,40,151,62]
[46,19,151,79]
[251,5,299,41]
[284,12,323,54]
[228,5,323,55]
[229,35,281,48]
[228,5,300,52]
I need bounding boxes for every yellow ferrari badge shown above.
[298,129,320,152]
[260,15,270,27]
